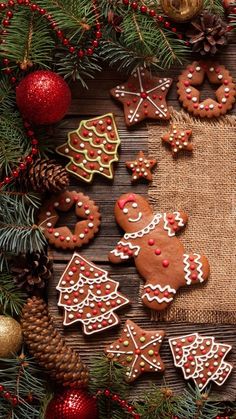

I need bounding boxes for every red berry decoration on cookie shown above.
[108,193,210,311]
[57,253,129,335]
[38,190,101,249]
[126,151,157,182]
[56,114,120,183]
[162,125,193,156]
[110,67,172,127]
[177,61,236,118]
[105,319,165,382]
[169,333,233,391]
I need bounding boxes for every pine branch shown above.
[173,385,222,419]
[204,0,225,16]
[100,39,147,73]
[0,271,26,316]
[0,192,46,255]
[0,111,31,176]
[134,386,179,419]
[1,8,54,69]
[0,77,15,113]
[0,352,47,419]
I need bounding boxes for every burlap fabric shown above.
[148,109,236,324]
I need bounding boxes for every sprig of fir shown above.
[0,271,26,316]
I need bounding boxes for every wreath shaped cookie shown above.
[177,61,236,118]
[38,190,101,249]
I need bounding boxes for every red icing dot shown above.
[162,259,169,268]
[75,154,80,160]
[93,309,98,315]
[135,349,141,355]
[72,165,77,172]
[84,228,89,234]
[188,355,194,361]
[224,80,229,85]
[107,144,113,150]
[117,245,122,250]
[225,93,229,98]
[71,267,77,273]
[65,276,70,282]
[191,273,197,280]
[80,261,85,266]
[48,228,54,234]
[152,94,157,99]
[123,247,128,253]
[184,363,190,368]
[169,219,175,225]
[187,94,192,100]
[154,290,159,296]
[67,299,72,305]
[144,110,148,115]
[133,98,137,103]
[84,204,89,210]
[209,366,215,372]
[189,256,194,262]
[92,324,97,330]
[127,101,131,106]
[100,126,105,132]
[188,336,194,342]
[215,68,221,74]
[173,225,178,231]
[106,118,112,125]
[155,249,161,255]
[105,290,110,295]
[102,320,108,327]
[128,250,133,256]
[205,105,209,111]
[111,301,116,307]
[189,67,194,73]
[89,164,95,170]
[60,236,65,241]
[143,102,148,108]
[110,132,115,138]
[76,313,82,318]
[190,264,195,270]
[82,171,87,177]
[201,349,207,355]
[141,92,147,99]
[74,292,79,297]
[159,96,163,100]
[104,156,109,162]
[167,214,173,220]
[83,130,89,137]
[218,104,222,109]
[89,215,94,220]
[73,138,78,145]
[89,150,95,157]
[85,271,90,277]
[73,196,78,202]
[96,284,101,289]
[146,288,151,293]
[201,377,207,383]
[72,236,77,242]
[194,104,198,109]
[95,138,101,144]
[219,352,224,357]
[98,302,103,308]
[164,291,169,297]
[154,351,159,356]
[177,342,182,348]
[148,239,155,246]
[184,81,190,87]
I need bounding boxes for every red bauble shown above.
[16,70,71,125]
[45,389,98,419]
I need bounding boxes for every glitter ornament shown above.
[16,70,71,125]
[0,315,23,358]
[160,0,203,22]
[45,389,98,419]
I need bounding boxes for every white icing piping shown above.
[124,213,162,240]
[142,293,174,304]
[110,241,140,259]
[143,283,177,294]
[183,253,204,285]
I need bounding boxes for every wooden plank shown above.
[48,58,236,401]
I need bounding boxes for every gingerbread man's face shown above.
[114,193,153,232]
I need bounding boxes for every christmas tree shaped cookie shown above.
[57,253,129,335]
[56,114,120,183]
[169,333,233,391]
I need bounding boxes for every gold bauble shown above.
[160,0,204,22]
[0,315,23,358]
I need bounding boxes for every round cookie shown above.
[177,61,236,118]
[38,190,101,249]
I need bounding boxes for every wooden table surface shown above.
[48,44,236,402]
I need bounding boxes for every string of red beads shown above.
[121,0,185,42]
[0,384,19,406]
[0,0,102,63]
[97,388,141,419]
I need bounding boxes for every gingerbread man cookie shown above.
[169,333,233,391]
[38,190,101,250]
[105,319,165,382]
[108,193,210,311]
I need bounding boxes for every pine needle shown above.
[0,272,26,316]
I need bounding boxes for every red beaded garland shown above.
[98,389,140,418]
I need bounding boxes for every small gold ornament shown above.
[160,0,204,22]
[0,315,23,358]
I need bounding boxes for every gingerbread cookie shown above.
[169,333,233,391]
[38,190,101,250]
[56,114,120,183]
[126,151,157,182]
[177,61,236,118]
[108,193,210,311]
[57,253,129,335]
[110,67,172,127]
[105,319,165,382]
[162,125,193,155]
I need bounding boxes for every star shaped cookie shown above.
[110,67,172,127]
[162,125,193,155]
[126,151,157,182]
[105,319,165,382]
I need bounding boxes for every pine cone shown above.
[20,159,70,193]
[21,297,89,387]
[187,12,228,55]
[11,251,53,294]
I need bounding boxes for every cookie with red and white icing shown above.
[169,333,233,391]
[177,61,236,118]
[126,151,157,182]
[56,253,129,335]
[56,114,120,183]
[105,319,165,382]
[38,190,101,249]
[110,67,172,127]
[162,125,193,155]
[108,193,210,311]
